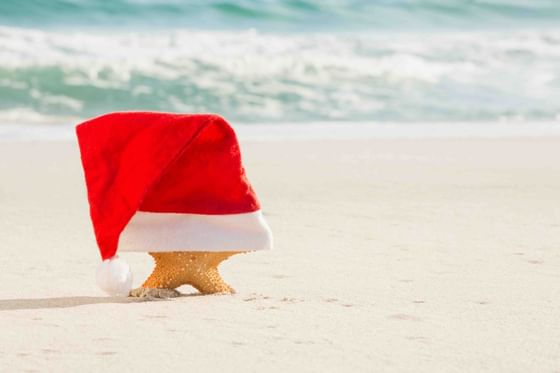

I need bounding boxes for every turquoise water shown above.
[1,1,560,126]
[2,0,560,31]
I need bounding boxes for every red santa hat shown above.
[76,112,273,296]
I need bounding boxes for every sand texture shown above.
[0,137,559,372]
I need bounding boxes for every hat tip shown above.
[96,256,133,296]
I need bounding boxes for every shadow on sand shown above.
[0,293,203,311]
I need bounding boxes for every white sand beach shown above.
[1,136,559,372]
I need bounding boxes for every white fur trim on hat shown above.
[119,210,273,253]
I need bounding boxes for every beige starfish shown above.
[129,251,244,298]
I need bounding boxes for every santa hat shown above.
[76,112,273,296]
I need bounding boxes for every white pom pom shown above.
[96,256,133,296]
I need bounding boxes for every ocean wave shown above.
[1,26,560,124]
[2,0,560,31]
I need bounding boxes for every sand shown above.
[0,136,559,372]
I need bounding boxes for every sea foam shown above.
[1,26,560,126]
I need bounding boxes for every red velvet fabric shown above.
[76,112,260,260]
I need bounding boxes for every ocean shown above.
[1,0,560,136]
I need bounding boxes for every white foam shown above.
[2,26,560,97]
[2,26,560,127]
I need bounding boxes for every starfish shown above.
[129,251,244,298]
